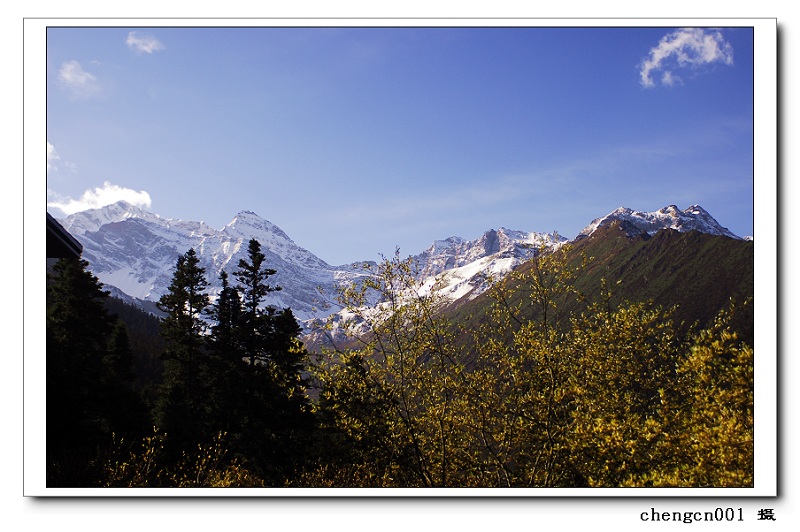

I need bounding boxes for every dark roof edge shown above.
[46,212,83,258]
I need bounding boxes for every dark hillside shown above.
[450,222,754,345]
[104,297,165,405]
[571,223,753,341]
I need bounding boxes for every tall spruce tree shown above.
[234,238,280,367]
[155,248,211,458]
[231,238,312,481]
[206,270,245,437]
[208,270,243,361]
[46,257,146,486]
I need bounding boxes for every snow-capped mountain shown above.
[577,205,742,240]
[59,201,372,321]
[307,228,567,345]
[410,228,566,302]
[60,200,165,235]
[55,201,740,329]
[58,201,569,323]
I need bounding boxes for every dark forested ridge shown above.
[103,297,165,405]
[569,222,754,341]
[46,227,755,488]
[448,222,754,346]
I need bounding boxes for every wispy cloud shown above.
[126,31,165,54]
[46,141,78,174]
[47,181,152,215]
[639,28,733,88]
[57,60,100,97]
[47,142,60,174]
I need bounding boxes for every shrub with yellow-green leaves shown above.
[632,300,754,488]
[100,429,264,487]
[308,246,753,488]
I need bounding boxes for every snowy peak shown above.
[59,200,219,238]
[577,204,742,240]
[60,200,160,235]
[54,201,359,321]
[224,210,292,243]
[224,210,334,272]
[417,227,564,267]
[425,236,467,255]
[409,227,567,302]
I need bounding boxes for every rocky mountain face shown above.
[59,202,372,321]
[577,205,742,241]
[409,228,566,303]
[55,201,743,326]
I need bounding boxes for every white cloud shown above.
[47,141,78,174]
[57,60,100,97]
[46,142,59,174]
[639,28,734,88]
[661,70,681,87]
[126,31,165,54]
[47,181,152,215]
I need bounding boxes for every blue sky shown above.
[46,26,755,265]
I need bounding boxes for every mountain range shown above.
[56,201,745,324]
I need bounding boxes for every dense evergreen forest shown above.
[46,234,753,488]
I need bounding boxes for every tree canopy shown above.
[47,238,753,488]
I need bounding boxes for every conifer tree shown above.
[234,238,280,367]
[231,238,312,480]
[46,257,146,486]
[269,307,308,397]
[47,257,112,484]
[206,270,244,436]
[231,238,281,469]
[208,270,243,361]
[155,248,211,458]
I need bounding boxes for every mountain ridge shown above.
[577,204,742,241]
[446,219,754,354]
[53,201,744,322]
